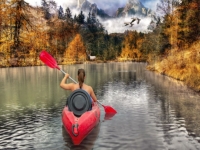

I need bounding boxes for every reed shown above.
[147,41,200,91]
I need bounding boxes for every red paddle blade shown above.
[39,50,60,70]
[103,105,117,114]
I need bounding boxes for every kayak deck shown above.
[62,102,100,145]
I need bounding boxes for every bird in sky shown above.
[130,18,136,24]
[130,23,134,27]
[136,18,141,24]
[124,17,141,27]
[124,22,129,26]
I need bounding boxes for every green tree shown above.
[76,11,85,24]
[65,7,72,23]
[41,0,51,19]
[58,6,64,19]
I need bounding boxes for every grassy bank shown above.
[147,41,200,92]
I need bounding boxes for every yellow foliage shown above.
[148,41,200,91]
[119,31,142,61]
[64,34,86,62]
[147,1,200,91]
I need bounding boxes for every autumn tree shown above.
[64,34,86,62]
[120,32,134,59]
[2,0,34,58]
[0,0,8,41]
[0,0,8,59]
[156,0,181,49]
[178,0,200,46]
[0,0,49,66]
[0,0,4,38]
[120,31,142,60]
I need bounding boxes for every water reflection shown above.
[145,71,200,146]
[0,66,67,112]
[1,63,200,149]
[0,104,64,149]
[104,113,116,120]
[146,71,200,135]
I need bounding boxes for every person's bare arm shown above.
[90,87,97,102]
[60,74,74,91]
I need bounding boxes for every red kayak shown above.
[62,102,100,145]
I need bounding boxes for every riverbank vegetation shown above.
[146,0,200,91]
[0,0,199,91]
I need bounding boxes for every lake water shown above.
[0,62,200,150]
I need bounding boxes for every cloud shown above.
[62,0,77,8]
[99,16,152,34]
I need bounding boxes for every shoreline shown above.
[1,60,199,93]
[147,64,200,93]
[0,59,146,68]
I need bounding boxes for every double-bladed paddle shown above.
[39,50,117,114]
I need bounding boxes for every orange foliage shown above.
[64,34,86,62]
[119,31,142,61]
[147,0,200,91]
[189,2,198,9]
[147,41,200,91]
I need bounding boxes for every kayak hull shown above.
[62,102,100,145]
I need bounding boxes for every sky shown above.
[25,0,159,13]
[24,0,160,33]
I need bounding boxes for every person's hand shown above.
[65,73,70,79]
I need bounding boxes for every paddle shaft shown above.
[60,68,77,83]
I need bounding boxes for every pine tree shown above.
[58,6,64,19]
[65,7,72,23]
[41,0,51,19]
[41,0,48,8]
[87,12,92,24]
[77,11,85,24]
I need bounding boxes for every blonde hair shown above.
[78,69,85,88]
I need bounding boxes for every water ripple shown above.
[1,63,200,149]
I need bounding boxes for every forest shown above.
[0,0,199,91]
